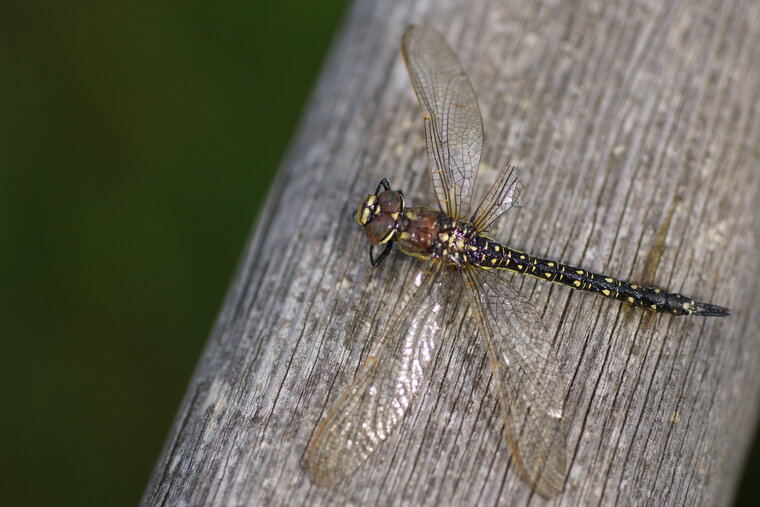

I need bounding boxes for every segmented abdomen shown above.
[469,235,727,316]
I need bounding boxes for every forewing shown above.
[470,162,524,233]
[305,261,451,486]
[462,267,567,498]
[402,25,483,220]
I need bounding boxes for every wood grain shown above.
[142,0,760,505]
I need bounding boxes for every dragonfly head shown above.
[356,187,405,246]
[356,179,406,267]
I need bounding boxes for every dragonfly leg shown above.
[370,243,393,267]
[375,178,391,195]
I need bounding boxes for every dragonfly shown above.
[305,25,729,498]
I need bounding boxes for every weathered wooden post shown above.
[143,0,760,504]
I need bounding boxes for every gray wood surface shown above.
[142,0,760,505]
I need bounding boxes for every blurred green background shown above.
[1,1,349,505]
[0,1,756,505]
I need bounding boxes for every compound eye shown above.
[377,190,404,215]
[363,214,396,245]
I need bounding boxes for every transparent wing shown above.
[470,162,524,233]
[402,25,483,220]
[305,260,451,486]
[462,267,567,498]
